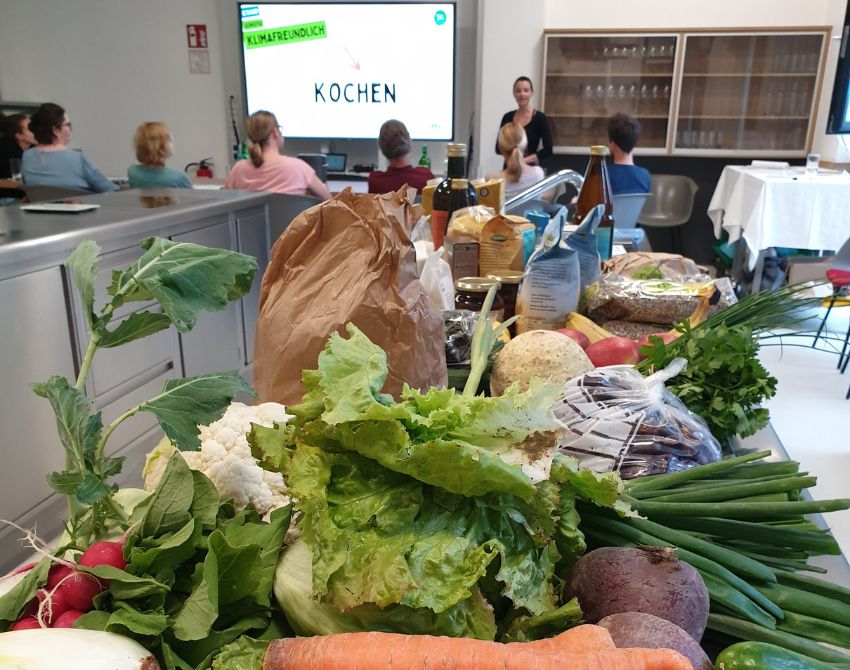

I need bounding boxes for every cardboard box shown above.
[787,256,831,284]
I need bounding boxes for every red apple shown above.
[585,336,642,367]
[553,328,591,350]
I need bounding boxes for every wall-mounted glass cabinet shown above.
[542,29,828,157]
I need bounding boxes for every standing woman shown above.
[21,103,117,192]
[496,76,553,166]
[225,110,331,200]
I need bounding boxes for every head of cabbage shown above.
[273,540,496,639]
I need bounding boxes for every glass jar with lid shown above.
[454,277,504,322]
[486,271,523,336]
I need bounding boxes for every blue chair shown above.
[612,192,651,250]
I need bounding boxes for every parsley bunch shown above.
[639,322,777,444]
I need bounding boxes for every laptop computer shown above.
[326,153,347,175]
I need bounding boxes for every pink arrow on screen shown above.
[344,46,361,70]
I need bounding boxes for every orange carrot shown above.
[529,623,615,653]
[262,629,694,670]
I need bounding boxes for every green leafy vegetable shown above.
[27,237,258,547]
[211,637,269,670]
[250,325,629,640]
[639,323,777,442]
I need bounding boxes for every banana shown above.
[563,312,614,344]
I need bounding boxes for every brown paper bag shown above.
[254,187,447,405]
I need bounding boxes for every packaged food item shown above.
[585,274,725,325]
[487,271,523,337]
[553,359,722,479]
[443,309,477,365]
[446,205,494,240]
[565,205,603,295]
[478,214,536,276]
[473,177,505,214]
[602,252,706,282]
[514,207,582,334]
[419,246,455,313]
[454,277,504,322]
[254,188,447,404]
[602,320,671,340]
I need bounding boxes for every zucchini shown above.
[716,641,850,670]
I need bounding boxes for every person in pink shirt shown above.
[225,110,331,200]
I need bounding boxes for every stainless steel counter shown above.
[0,188,269,281]
[0,188,273,572]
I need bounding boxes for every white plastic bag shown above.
[418,244,455,312]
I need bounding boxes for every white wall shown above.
[0,0,230,177]
[475,0,850,177]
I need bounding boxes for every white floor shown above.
[755,304,850,562]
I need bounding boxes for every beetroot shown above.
[566,546,710,642]
[599,612,713,670]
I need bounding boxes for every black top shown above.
[495,110,553,162]
[0,136,22,179]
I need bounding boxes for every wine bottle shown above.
[431,143,476,248]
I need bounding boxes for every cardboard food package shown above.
[478,214,536,277]
[254,187,448,405]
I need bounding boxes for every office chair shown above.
[810,236,850,397]
[638,175,698,255]
[267,193,322,243]
[612,192,651,251]
[296,153,328,183]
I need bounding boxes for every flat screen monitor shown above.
[827,12,850,134]
[238,2,456,140]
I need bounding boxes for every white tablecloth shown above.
[708,165,850,270]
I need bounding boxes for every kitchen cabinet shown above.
[0,190,271,572]
[542,28,828,157]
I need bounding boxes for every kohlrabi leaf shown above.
[65,240,100,331]
[107,237,257,332]
[140,453,195,537]
[97,311,172,348]
[139,373,254,450]
[32,376,102,465]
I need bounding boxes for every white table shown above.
[708,165,850,290]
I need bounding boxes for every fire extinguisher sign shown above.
[186,24,208,49]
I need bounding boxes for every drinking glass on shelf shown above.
[612,46,620,58]
[584,84,593,99]
[618,84,626,98]
[603,46,610,58]
[659,45,667,58]
[629,83,638,98]
[630,45,638,59]
[596,84,605,98]
[607,84,615,98]
[649,44,657,58]
[663,84,670,99]
[640,83,648,99]
[652,84,659,98]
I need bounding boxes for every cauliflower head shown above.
[143,401,292,518]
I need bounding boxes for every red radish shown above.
[79,541,126,571]
[57,571,102,611]
[12,562,37,576]
[585,337,642,367]
[52,609,85,628]
[10,616,42,630]
[554,328,591,350]
[37,587,71,624]
[47,564,74,590]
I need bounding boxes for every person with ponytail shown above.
[485,122,546,197]
[224,110,331,199]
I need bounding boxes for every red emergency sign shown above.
[186,24,208,49]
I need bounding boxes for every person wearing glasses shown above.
[225,110,331,199]
[21,102,117,192]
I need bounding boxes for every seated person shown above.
[368,119,434,194]
[21,103,117,193]
[485,122,546,198]
[606,112,651,195]
[128,122,192,189]
[225,111,331,200]
[0,114,36,178]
